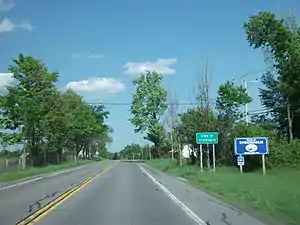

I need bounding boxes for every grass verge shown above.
[147,158,300,225]
[0,159,94,182]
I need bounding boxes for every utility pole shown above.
[232,78,260,123]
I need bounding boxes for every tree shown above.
[193,60,215,168]
[244,11,300,141]
[130,70,168,157]
[132,10,300,171]
[216,81,252,120]
[164,91,180,160]
[258,72,287,137]
[216,81,252,165]
[43,91,71,160]
[120,144,143,159]
[0,54,58,165]
[112,152,119,160]
[251,114,277,132]
[0,54,112,167]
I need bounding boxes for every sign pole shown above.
[234,137,268,175]
[196,132,218,172]
[200,144,203,172]
[262,155,266,175]
[212,144,216,172]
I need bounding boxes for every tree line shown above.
[0,54,112,166]
[124,10,300,170]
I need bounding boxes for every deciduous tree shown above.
[130,70,168,157]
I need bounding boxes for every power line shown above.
[88,102,273,112]
[87,102,215,106]
[235,68,266,80]
[232,78,261,123]
[247,108,271,113]
[248,109,273,116]
[88,101,274,116]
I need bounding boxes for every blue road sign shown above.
[234,137,269,155]
[237,156,244,166]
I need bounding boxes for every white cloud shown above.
[70,53,82,59]
[71,52,104,60]
[0,18,33,33]
[0,73,14,89]
[0,0,15,11]
[123,58,178,76]
[65,77,125,95]
[18,21,33,32]
[88,54,103,59]
[0,18,15,33]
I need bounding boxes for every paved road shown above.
[0,161,268,225]
[0,160,112,225]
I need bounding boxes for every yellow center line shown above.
[16,162,117,225]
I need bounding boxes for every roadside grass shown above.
[147,158,300,225]
[0,159,95,182]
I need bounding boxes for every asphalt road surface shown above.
[0,161,268,225]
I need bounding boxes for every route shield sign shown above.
[196,132,218,144]
[237,156,245,166]
[234,137,269,155]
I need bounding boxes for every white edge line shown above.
[0,165,86,191]
[138,164,207,225]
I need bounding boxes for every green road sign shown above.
[196,132,218,144]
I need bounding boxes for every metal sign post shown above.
[212,144,216,172]
[206,144,209,169]
[196,132,218,172]
[262,155,266,175]
[234,137,269,175]
[199,144,203,172]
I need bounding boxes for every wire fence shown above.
[0,157,21,173]
[0,153,78,174]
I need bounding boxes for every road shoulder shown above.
[0,162,94,190]
[141,163,267,225]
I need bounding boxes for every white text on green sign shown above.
[196,132,218,144]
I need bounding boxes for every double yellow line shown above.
[17,166,111,225]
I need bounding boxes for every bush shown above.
[231,123,300,171]
[112,152,119,160]
[268,139,300,169]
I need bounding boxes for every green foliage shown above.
[258,72,288,136]
[268,140,300,169]
[216,81,252,119]
[0,54,112,166]
[125,10,300,172]
[0,54,58,147]
[176,108,216,146]
[120,143,152,160]
[132,11,300,225]
[244,11,300,140]
[233,123,273,138]
[129,11,300,171]
[112,152,119,160]
[130,70,168,155]
[0,149,22,158]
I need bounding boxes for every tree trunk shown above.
[287,99,293,143]
[179,143,182,166]
[149,147,152,160]
[206,145,211,169]
[154,142,160,158]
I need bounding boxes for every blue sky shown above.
[0,0,299,152]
